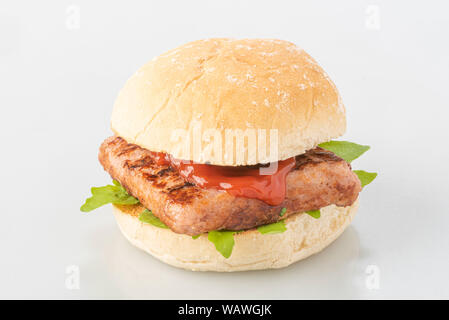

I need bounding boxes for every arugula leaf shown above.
[112,180,121,187]
[139,209,168,229]
[354,170,378,188]
[279,207,287,216]
[306,209,320,219]
[318,141,370,162]
[208,230,235,258]
[257,220,287,234]
[80,181,139,212]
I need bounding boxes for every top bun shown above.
[111,38,346,166]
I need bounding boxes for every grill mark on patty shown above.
[156,167,173,177]
[166,182,195,193]
[117,144,139,156]
[293,147,342,169]
[141,172,159,180]
[165,185,202,203]
[124,156,154,169]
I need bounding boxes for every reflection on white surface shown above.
[103,226,361,300]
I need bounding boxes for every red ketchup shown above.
[149,151,296,206]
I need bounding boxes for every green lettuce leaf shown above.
[112,180,121,187]
[208,230,235,258]
[257,220,287,234]
[80,180,139,212]
[306,209,320,219]
[279,207,287,216]
[139,209,168,229]
[354,170,378,188]
[318,141,370,162]
[192,235,201,239]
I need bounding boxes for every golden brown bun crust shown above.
[111,38,346,165]
[112,200,358,272]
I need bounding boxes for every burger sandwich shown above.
[81,39,377,271]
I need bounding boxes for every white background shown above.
[1,0,448,299]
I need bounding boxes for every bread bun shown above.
[112,200,358,272]
[111,38,346,166]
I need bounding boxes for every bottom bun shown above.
[112,200,358,272]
